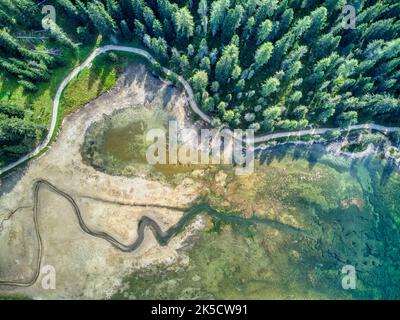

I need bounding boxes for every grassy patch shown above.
[0,43,97,129]
[0,36,100,169]
[60,52,138,118]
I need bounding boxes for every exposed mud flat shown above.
[0,63,204,299]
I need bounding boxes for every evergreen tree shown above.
[315,32,341,59]
[134,19,146,39]
[244,0,258,19]
[173,7,194,41]
[209,0,230,36]
[261,77,280,97]
[75,0,89,21]
[191,70,209,93]
[336,111,358,127]
[198,0,208,35]
[304,7,327,41]
[131,0,146,20]
[56,0,78,19]
[143,6,156,31]
[199,57,211,72]
[195,38,209,62]
[0,29,20,55]
[276,8,293,39]
[215,44,241,84]
[257,19,273,44]
[242,16,255,40]
[47,19,77,49]
[152,19,164,38]
[222,5,244,42]
[171,48,190,74]
[105,0,123,21]
[255,0,278,23]
[0,9,15,28]
[254,42,274,69]
[87,1,117,36]
[0,102,25,119]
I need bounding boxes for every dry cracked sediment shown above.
[0,63,205,299]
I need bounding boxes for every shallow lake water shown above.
[82,107,400,299]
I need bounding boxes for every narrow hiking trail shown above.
[1,45,399,175]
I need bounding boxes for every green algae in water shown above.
[113,222,351,300]
[82,106,168,175]
[82,106,222,180]
[82,109,400,299]
[113,147,400,300]
[100,120,149,162]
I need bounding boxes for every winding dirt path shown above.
[1,45,399,176]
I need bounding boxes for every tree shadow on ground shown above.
[257,142,327,170]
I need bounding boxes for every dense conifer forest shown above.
[0,0,399,163]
